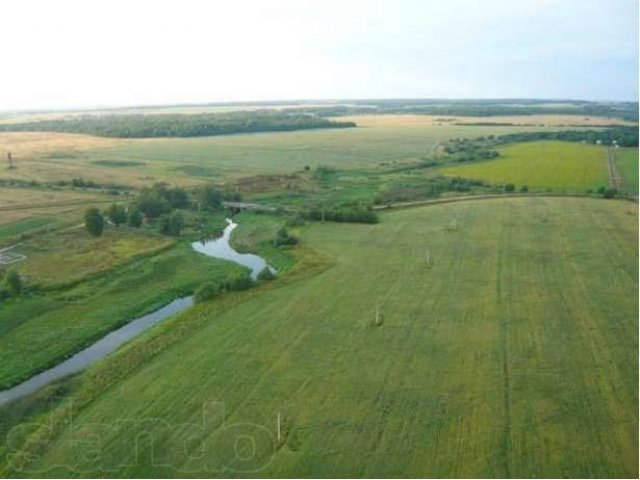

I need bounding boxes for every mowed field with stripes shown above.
[3,196,636,478]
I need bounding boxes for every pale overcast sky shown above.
[0,0,637,110]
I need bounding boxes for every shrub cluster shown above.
[194,282,217,303]
[158,211,184,236]
[375,176,489,204]
[442,138,500,163]
[0,269,22,299]
[275,227,299,246]
[303,207,379,224]
[220,276,254,292]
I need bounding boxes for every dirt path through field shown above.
[606,148,621,189]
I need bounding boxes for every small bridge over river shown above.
[223,201,278,214]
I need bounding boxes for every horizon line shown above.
[1,96,638,115]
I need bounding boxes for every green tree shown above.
[4,269,22,295]
[158,214,171,235]
[84,208,105,237]
[105,203,127,226]
[275,227,299,246]
[166,187,190,209]
[197,185,223,210]
[127,206,143,227]
[194,282,217,303]
[136,187,172,218]
[169,211,184,236]
[257,266,276,281]
[159,211,184,236]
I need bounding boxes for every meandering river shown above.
[0,219,274,407]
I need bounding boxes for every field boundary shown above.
[0,198,116,213]
[605,148,621,189]
[373,192,637,211]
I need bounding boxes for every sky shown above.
[0,0,637,110]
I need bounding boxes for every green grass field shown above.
[614,147,639,193]
[2,197,636,478]
[440,141,609,191]
[13,226,174,288]
[0,119,578,188]
[0,217,56,239]
[0,242,250,390]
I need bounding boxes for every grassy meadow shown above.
[0,217,56,240]
[0,240,250,390]
[440,141,609,191]
[0,187,117,247]
[2,197,636,478]
[0,119,580,189]
[0,110,637,478]
[13,226,174,288]
[614,147,639,193]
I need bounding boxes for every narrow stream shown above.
[191,219,276,280]
[0,219,274,407]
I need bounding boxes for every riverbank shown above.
[0,242,248,390]
[3,197,636,477]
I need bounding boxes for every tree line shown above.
[296,100,639,122]
[0,111,356,138]
[302,206,379,224]
[492,126,639,147]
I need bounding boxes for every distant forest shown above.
[0,111,356,138]
[494,126,639,147]
[298,99,639,122]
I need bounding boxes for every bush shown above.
[84,208,104,236]
[165,187,190,209]
[197,185,223,210]
[257,267,276,281]
[169,211,184,236]
[4,269,22,295]
[127,206,143,227]
[221,275,254,292]
[105,203,127,226]
[303,207,379,224]
[520,185,529,192]
[596,186,606,195]
[194,282,217,303]
[136,190,172,218]
[285,215,306,227]
[603,187,617,199]
[504,183,516,192]
[158,211,184,236]
[275,227,299,246]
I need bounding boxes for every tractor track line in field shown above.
[605,148,621,189]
